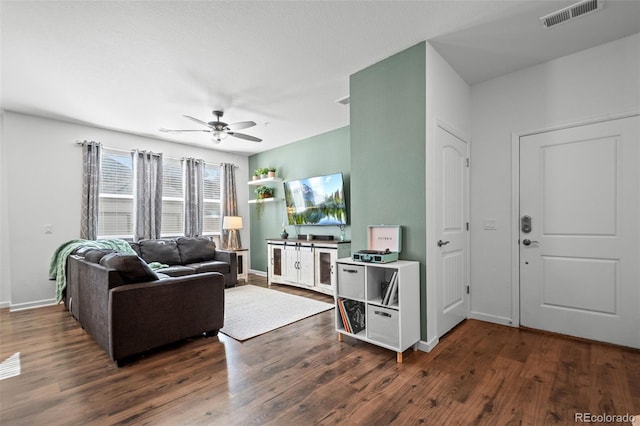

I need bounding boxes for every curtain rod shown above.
[75,140,239,168]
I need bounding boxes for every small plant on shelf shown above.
[255,185,274,200]
[268,167,277,178]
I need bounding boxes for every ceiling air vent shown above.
[540,0,603,28]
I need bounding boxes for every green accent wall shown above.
[248,126,351,272]
[350,42,427,338]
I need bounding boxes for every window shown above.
[98,149,134,239]
[95,150,222,239]
[161,158,184,236]
[203,163,222,236]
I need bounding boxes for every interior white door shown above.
[435,125,470,337]
[520,116,639,348]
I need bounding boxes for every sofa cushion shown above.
[83,249,117,263]
[138,239,182,265]
[129,242,141,257]
[189,261,230,275]
[176,237,216,264]
[100,253,159,284]
[73,246,95,256]
[155,265,197,277]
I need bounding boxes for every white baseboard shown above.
[9,298,57,312]
[469,311,515,327]
[249,269,267,277]
[0,300,10,310]
[417,336,439,352]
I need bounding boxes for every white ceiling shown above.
[2,1,639,155]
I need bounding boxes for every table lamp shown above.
[222,216,243,250]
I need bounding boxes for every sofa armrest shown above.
[108,272,225,362]
[214,249,237,286]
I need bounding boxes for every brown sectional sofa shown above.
[66,237,235,365]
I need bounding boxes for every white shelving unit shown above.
[248,177,284,203]
[335,258,420,363]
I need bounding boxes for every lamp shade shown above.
[222,216,243,230]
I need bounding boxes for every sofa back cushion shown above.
[83,248,117,263]
[100,253,159,284]
[138,239,182,265]
[176,237,217,264]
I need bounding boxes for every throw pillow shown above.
[100,253,159,284]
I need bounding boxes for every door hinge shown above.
[466,222,469,231]
[466,158,470,167]
[466,285,470,294]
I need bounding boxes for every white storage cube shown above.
[366,305,399,348]
[337,264,365,299]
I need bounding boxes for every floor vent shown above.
[540,0,603,28]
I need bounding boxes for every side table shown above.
[234,248,249,281]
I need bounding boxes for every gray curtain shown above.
[132,150,163,241]
[222,163,241,249]
[184,157,204,237]
[80,141,102,240]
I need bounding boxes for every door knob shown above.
[437,240,450,247]
[522,239,539,246]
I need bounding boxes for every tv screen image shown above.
[284,173,347,225]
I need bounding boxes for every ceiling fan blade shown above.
[159,128,210,133]
[183,115,212,128]
[227,131,262,142]
[227,121,256,131]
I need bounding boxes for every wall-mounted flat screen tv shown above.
[284,173,347,225]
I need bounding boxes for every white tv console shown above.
[266,239,351,295]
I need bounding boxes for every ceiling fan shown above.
[160,110,262,144]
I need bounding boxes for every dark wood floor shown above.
[1,274,639,425]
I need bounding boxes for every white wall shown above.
[424,42,471,349]
[0,111,10,308]
[1,111,249,309]
[469,33,640,325]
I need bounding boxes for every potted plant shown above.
[268,167,277,178]
[255,185,274,200]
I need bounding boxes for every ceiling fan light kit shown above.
[160,110,262,144]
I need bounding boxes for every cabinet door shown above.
[298,245,315,286]
[284,245,300,283]
[315,247,336,292]
[269,244,285,283]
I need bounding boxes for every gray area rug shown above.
[219,285,334,341]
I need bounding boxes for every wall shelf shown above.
[248,177,284,205]
[248,177,283,186]
[248,198,283,204]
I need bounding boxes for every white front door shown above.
[435,124,470,337]
[519,116,639,348]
